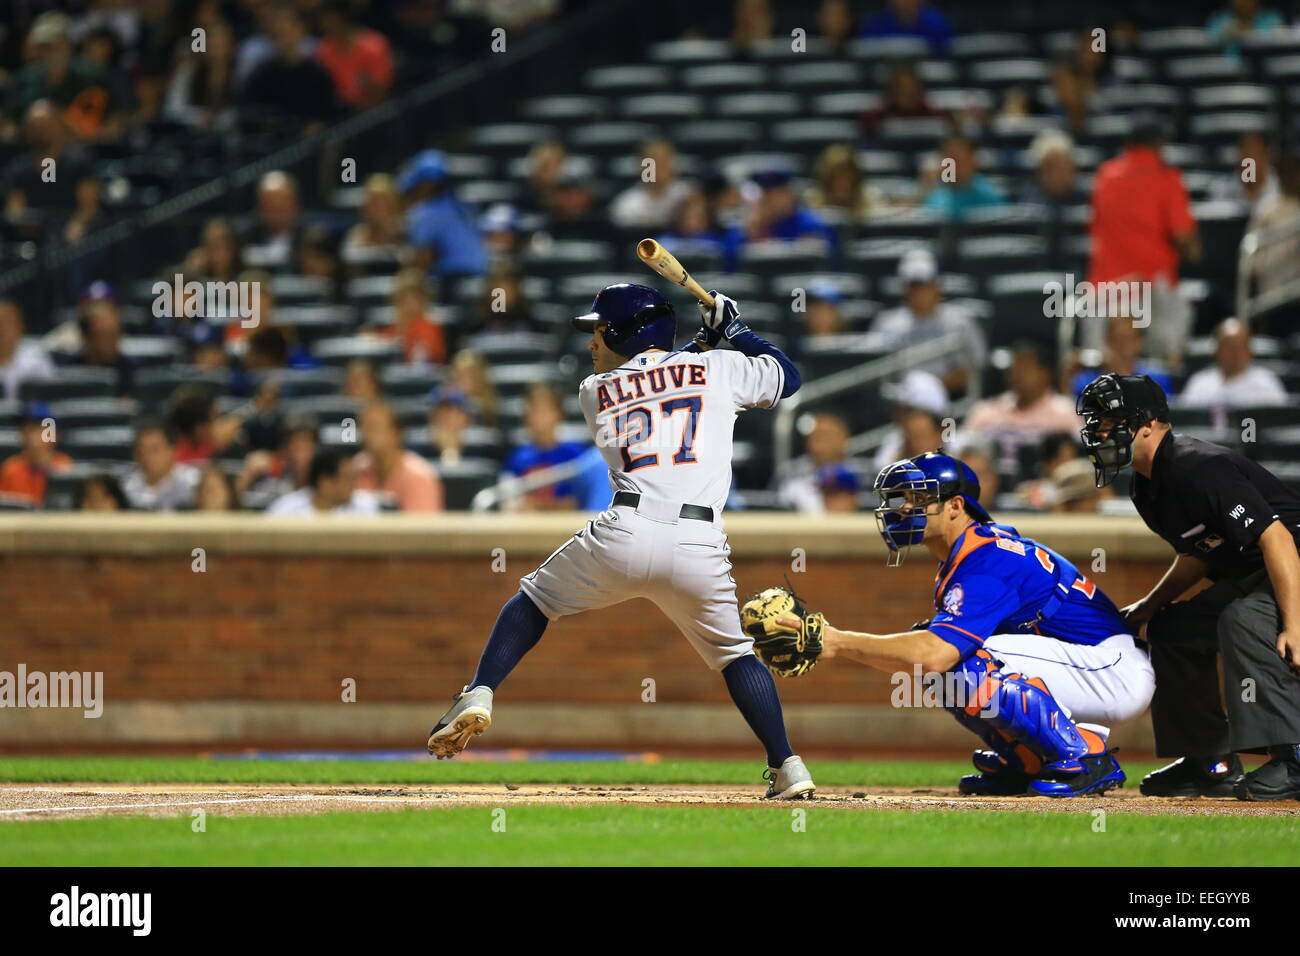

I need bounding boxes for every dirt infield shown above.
[1,783,1295,820]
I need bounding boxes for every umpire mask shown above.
[1076,373,1169,487]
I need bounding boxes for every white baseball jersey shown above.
[517,346,786,671]
[578,348,786,513]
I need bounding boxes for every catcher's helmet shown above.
[1076,373,1169,488]
[873,452,990,567]
[571,283,676,357]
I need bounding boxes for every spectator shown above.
[296,224,344,299]
[4,100,96,220]
[776,412,856,513]
[475,265,535,335]
[178,218,244,286]
[267,447,381,515]
[6,12,129,141]
[747,168,839,255]
[958,441,1002,508]
[449,350,499,426]
[503,383,588,511]
[75,473,128,511]
[195,464,240,511]
[235,0,316,90]
[1070,315,1174,400]
[610,139,694,231]
[655,188,744,273]
[1208,0,1284,60]
[522,140,569,215]
[803,285,848,338]
[1211,131,1282,227]
[1015,432,1088,510]
[1020,130,1087,209]
[316,1,395,109]
[378,268,447,365]
[965,343,1083,441]
[1046,61,1092,135]
[241,171,305,269]
[732,0,774,54]
[921,135,1006,220]
[480,202,525,262]
[240,5,337,126]
[870,249,986,394]
[168,385,242,464]
[816,464,861,513]
[427,387,476,466]
[861,62,945,140]
[1046,458,1106,513]
[400,149,489,293]
[342,173,405,262]
[1179,318,1288,409]
[122,419,201,511]
[58,291,135,396]
[0,404,72,507]
[1246,157,1300,316]
[859,0,955,57]
[237,414,318,509]
[873,369,950,470]
[807,144,885,222]
[542,166,611,243]
[343,358,384,401]
[354,401,443,512]
[818,0,856,55]
[1088,115,1200,366]
[163,18,238,129]
[0,300,54,401]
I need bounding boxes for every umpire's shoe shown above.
[1234,744,1300,801]
[763,755,815,799]
[958,750,1032,796]
[1140,755,1243,797]
[427,685,493,759]
[1028,750,1125,797]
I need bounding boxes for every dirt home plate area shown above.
[1,783,1294,821]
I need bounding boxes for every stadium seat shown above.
[716,92,804,119]
[680,64,768,92]
[985,272,1067,348]
[520,95,609,121]
[437,459,502,510]
[584,64,673,93]
[776,61,864,92]
[20,368,120,402]
[770,119,861,154]
[952,33,1031,60]
[849,37,931,61]
[620,93,705,122]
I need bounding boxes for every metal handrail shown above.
[470,456,591,513]
[772,331,978,471]
[1235,214,1300,326]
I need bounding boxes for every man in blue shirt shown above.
[782,452,1154,797]
[399,149,488,294]
[502,383,589,510]
[922,135,1006,221]
[860,0,956,57]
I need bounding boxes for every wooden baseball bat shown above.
[636,238,715,308]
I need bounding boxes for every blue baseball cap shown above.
[398,149,448,192]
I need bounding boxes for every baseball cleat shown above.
[1139,755,1243,797]
[959,751,1032,795]
[1028,750,1125,797]
[1233,744,1300,801]
[427,685,493,759]
[763,755,815,800]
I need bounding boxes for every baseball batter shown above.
[428,283,816,799]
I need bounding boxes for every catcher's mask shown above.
[1076,373,1169,488]
[873,452,990,567]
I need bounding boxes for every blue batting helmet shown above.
[571,283,676,357]
[873,452,991,566]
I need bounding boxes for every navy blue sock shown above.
[723,654,794,768]
[469,591,549,691]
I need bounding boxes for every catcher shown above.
[743,452,1154,797]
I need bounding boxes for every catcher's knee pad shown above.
[946,650,1104,773]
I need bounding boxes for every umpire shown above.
[1077,373,1300,800]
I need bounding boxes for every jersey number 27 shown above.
[618,396,702,471]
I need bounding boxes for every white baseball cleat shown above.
[427,685,493,759]
[763,755,816,799]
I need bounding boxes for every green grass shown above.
[1,755,1294,866]
[3,804,1297,867]
[0,755,1167,787]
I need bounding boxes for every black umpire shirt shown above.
[1131,431,1300,582]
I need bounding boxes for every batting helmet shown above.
[1076,373,1169,488]
[571,283,676,357]
[873,452,991,566]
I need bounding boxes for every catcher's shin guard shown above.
[945,650,1107,773]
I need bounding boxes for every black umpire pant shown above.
[1147,569,1300,756]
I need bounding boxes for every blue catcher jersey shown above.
[926,523,1131,661]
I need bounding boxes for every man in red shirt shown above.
[1088,116,1201,367]
[0,403,72,507]
[316,2,394,109]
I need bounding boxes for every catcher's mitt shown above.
[739,586,825,678]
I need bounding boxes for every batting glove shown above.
[700,291,748,341]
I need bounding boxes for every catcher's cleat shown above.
[959,751,1032,795]
[427,685,493,759]
[1028,749,1125,797]
[1139,755,1243,798]
[763,755,816,800]
[1233,744,1300,802]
